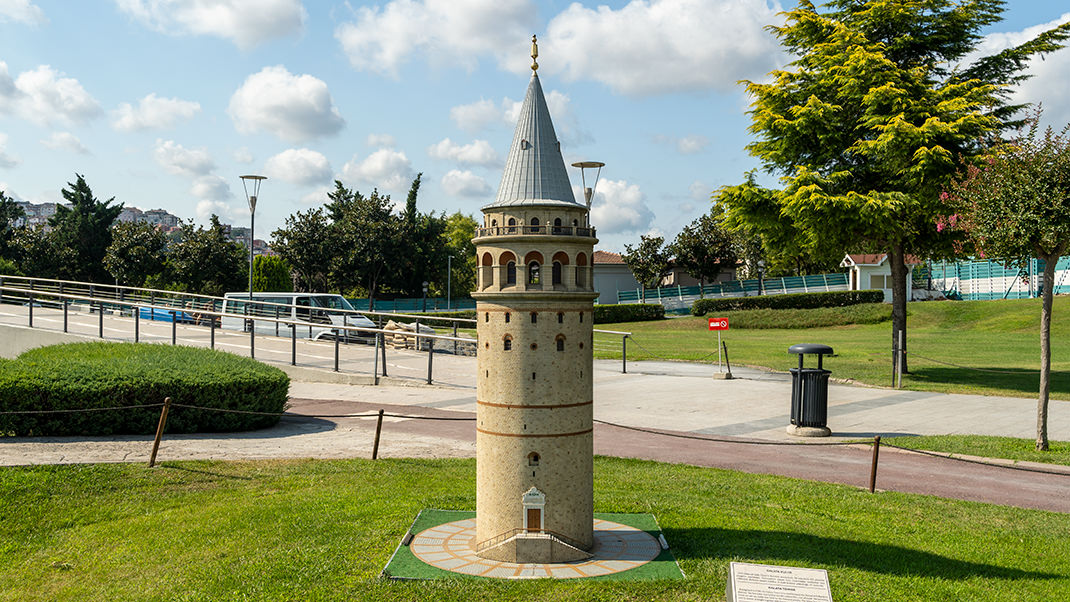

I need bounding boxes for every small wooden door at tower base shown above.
[526,508,541,532]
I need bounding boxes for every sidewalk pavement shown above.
[3,355,1069,513]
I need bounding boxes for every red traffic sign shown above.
[708,317,729,331]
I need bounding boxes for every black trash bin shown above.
[788,343,833,436]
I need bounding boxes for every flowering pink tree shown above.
[949,116,1070,451]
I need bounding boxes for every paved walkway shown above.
[2,306,1069,513]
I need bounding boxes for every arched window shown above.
[530,312,537,324]
[504,312,510,323]
[524,251,543,285]
[552,217,562,234]
[557,312,563,324]
[576,252,587,287]
[503,335,512,351]
[482,253,493,266]
[528,452,540,466]
[556,335,565,351]
[491,219,497,227]
[552,261,562,285]
[572,219,578,227]
[507,217,517,234]
[500,251,516,286]
[531,217,540,226]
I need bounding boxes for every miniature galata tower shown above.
[471,36,599,563]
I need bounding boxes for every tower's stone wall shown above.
[473,207,596,558]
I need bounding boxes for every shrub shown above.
[691,290,885,316]
[252,255,294,292]
[594,303,665,324]
[0,342,289,437]
[0,257,21,276]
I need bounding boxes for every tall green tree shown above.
[326,181,401,309]
[168,215,246,296]
[11,225,59,278]
[621,235,672,302]
[444,211,478,299]
[104,221,167,287]
[949,117,1070,451]
[0,190,25,261]
[49,174,123,283]
[252,255,294,292]
[717,0,1070,371]
[271,207,334,292]
[669,213,738,296]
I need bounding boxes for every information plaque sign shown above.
[726,562,833,602]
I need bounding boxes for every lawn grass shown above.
[882,435,1070,466]
[593,296,1070,400]
[1,457,1068,601]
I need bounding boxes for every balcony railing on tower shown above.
[475,225,596,238]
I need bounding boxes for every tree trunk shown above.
[1036,250,1061,451]
[888,244,909,374]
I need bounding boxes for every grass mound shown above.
[0,342,289,436]
[718,303,891,329]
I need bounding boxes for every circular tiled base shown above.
[409,518,662,579]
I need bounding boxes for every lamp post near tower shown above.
[240,175,266,302]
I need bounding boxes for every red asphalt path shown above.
[288,398,1070,514]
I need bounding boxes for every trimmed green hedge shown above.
[594,303,665,324]
[691,289,885,315]
[0,342,289,437]
[720,303,891,329]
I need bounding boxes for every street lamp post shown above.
[422,281,429,312]
[447,255,453,310]
[240,175,266,303]
[757,259,766,296]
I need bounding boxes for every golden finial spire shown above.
[531,34,539,72]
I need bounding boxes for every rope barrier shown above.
[592,418,857,446]
[882,443,1070,477]
[906,351,1038,375]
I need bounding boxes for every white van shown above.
[221,292,377,340]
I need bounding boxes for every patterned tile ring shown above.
[409,518,662,579]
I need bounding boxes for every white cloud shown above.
[441,169,491,197]
[543,0,786,96]
[689,180,711,201]
[153,139,215,177]
[450,98,501,133]
[4,64,101,126]
[677,134,709,154]
[300,185,332,205]
[968,13,1070,130]
[112,93,200,131]
[40,132,89,154]
[335,0,536,77]
[264,148,332,186]
[366,133,396,147]
[0,0,46,24]
[0,133,19,168]
[116,0,305,49]
[588,179,655,234]
[450,91,589,144]
[427,138,500,167]
[195,198,237,224]
[228,65,346,143]
[342,148,413,191]
[233,147,254,164]
[191,176,233,201]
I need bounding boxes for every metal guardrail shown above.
[0,276,633,377]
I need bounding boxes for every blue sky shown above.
[1,0,1068,253]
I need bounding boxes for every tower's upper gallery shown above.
[485,66,579,211]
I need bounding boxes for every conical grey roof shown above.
[485,73,579,210]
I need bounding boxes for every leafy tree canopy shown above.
[49,174,123,283]
[252,255,294,293]
[168,215,246,296]
[669,212,738,295]
[104,221,167,287]
[621,235,672,301]
[716,0,1069,370]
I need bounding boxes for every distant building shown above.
[592,251,638,304]
[841,253,920,302]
